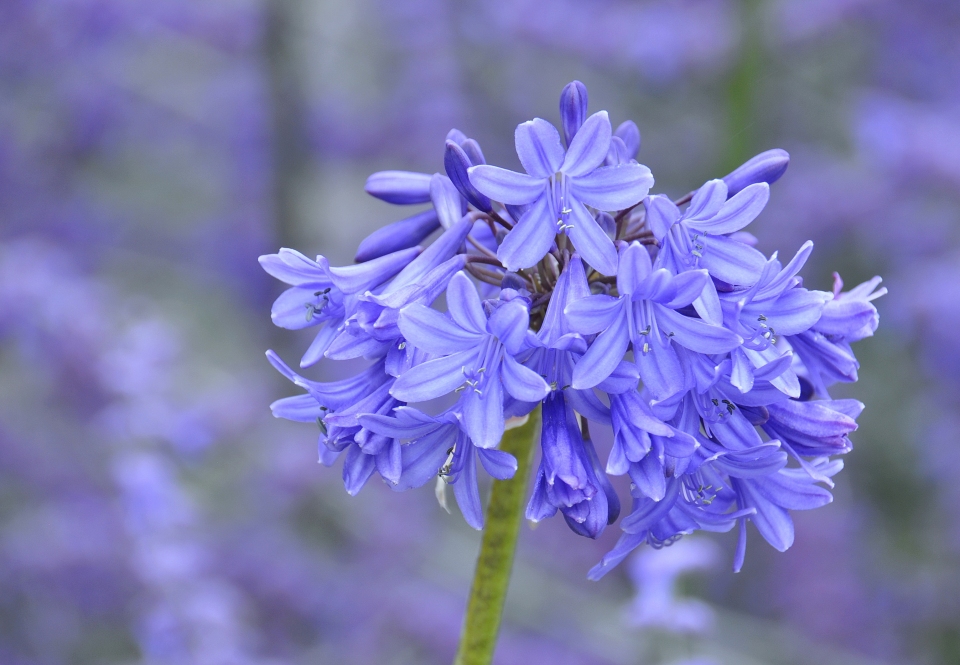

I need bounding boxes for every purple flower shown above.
[526,390,613,539]
[566,242,741,398]
[260,247,420,367]
[360,407,517,529]
[391,271,550,448]
[469,104,653,275]
[645,179,770,286]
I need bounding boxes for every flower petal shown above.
[693,183,769,235]
[328,246,421,294]
[478,448,518,480]
[665,269,710,309]
[259,249,330,286]
[617,241,653,296]
[699,234,767,286]
[462,374,504,449]
[564,294,623,335]
[430,173,465,229]
[446,271,487,334]
[488,300,530,355]
[468,165,546,205]
[643,195,680,240]
[654,304,742,353]
[571,308,630,389]
[560,80,589,146]
[515,118,565,178]
[685,179,728,220]
[566,199,618,276]
[561,111,612,176]
[390,349,478,402]
[399,303,483,354]
[501,354,550,402]
[571,162,654,211]
[635,334,684,400]
[497,194,556,272]
[453,447,484,529]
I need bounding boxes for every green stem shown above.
[454,407,541,665]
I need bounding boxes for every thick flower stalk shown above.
[260,82,883,660]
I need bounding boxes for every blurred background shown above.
[1,1,958,663]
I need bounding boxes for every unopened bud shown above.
[722,149,790,198]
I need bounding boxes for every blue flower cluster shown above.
[261,82,883,576]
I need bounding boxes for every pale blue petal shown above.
[270,394,323,423]
[571,163,654,211]
[665,270,711,309]
[635,335,684,400]
[564,294,622,335]
[488,301,530,355]
[328,246,421,294]
[561,111,612,176]
[446,271,487,334]
[699,234,767,286]
[617,241,653,296]
[365,170,432,205]
[398,303,483,354]
[463,375,504,449]
[301,323,339,367]
[430,173,465,229]
[643,195,680,240]
[478,448,518,480]
[497,194,556,272]
[390,349,478,402]
[692,183,769,235]
[655,305,742,353]
[566,199,618,276]
[343,446,376,496]
[259,249,330,286]
[454,448,484,529]
[515,118,565,178]
[685,179,727,220]
[571,308,630,389]
[468,165,546,205]
[501,354,550,402]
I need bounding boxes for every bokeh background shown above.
[1,1,958,663]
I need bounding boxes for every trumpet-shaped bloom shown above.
[391,272,550,448]
[567,242,741,398]
[469,112,653,275]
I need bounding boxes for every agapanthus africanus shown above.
[261,81,883,576]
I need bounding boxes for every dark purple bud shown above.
[559,80,589,146]
[460,138,486,166]
[444,141,492,212]
[364,170,432,205]
[582,435,620,525]
[355,209,440,262]
[500,272,527,291]
[614,120,641,157]
[722,149,790,198]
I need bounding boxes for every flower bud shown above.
[444,141,492,212]
[615,120,641,157]
[559,80,589,146]
[355,209,439,262]
[364,170,432,205]
[722,149,790,197]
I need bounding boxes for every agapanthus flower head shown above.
[260,81,882,576]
